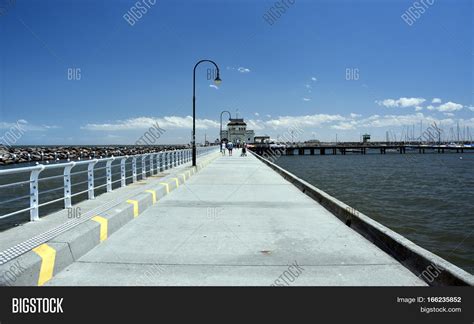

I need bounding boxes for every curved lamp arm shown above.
[220,110,232,144]
[193,60,221,96]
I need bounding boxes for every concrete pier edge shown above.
[250,151,474,286]
[0,152,220,286]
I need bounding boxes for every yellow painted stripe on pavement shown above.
[145,189,157,204]
[160,182,169,194]
[172,177,179,188]
[91,216,108,242]
[32,244,56,286]
[126,199,139,217]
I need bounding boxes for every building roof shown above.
[227,118,247,126]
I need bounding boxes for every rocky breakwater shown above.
[0,145,189,165]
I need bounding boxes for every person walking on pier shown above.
[227,141,234,156]
[221,141,226,156]
[241,142,247,156]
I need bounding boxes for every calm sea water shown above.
[275,153,474,274]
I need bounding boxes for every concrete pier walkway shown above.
[48,150,426,286]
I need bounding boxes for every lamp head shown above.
[214,73,222,85]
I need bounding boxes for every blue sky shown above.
[0,0,472,144]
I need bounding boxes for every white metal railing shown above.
[0,146,217,223]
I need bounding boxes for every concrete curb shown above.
[251,151,474,286]
[0,152,220,286]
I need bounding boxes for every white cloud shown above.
[398,97,426,107]
[0,121,20,130]
[227,66,251,73]
[443,113,455,117]
[105,134,121,139]
[468,106,474,112]
[302,98,311,101]
[415,106,423,111]
[254,112,260,117]
[436,101,463,112]
[357,113,457,129]
[245,119,265,131]
[427,105,435,110]
[360,113,424,128]
[82,116,219,131]
[331,121,357,130]
[42,125,60,129]
[311,77,317,81]
[209,84,219,89]
[220,111,468,133]
[432,98,442,104]
[0,120,58,131]
[377,99,396,107]
[376,97,426,108]
[304,84,312,89]
[237,67,250,73]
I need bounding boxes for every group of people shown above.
[221,141,247,157]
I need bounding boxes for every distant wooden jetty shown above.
[252,142,474,156]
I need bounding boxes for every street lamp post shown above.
[193,59,221,167]
[220,110,232,151]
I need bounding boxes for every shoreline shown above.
[0,145,191,166]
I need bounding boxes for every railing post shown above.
[63,162,76,209]
[120,157,127,187]
[150,153,154,176]
[106,158,114,192]
[159,152,163,172]
[132,156,137,182]
[30,166,45,221]
[141,155,147,180]
[87,160,98,200]
[165,152,169,170]
[174,151,177,167]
